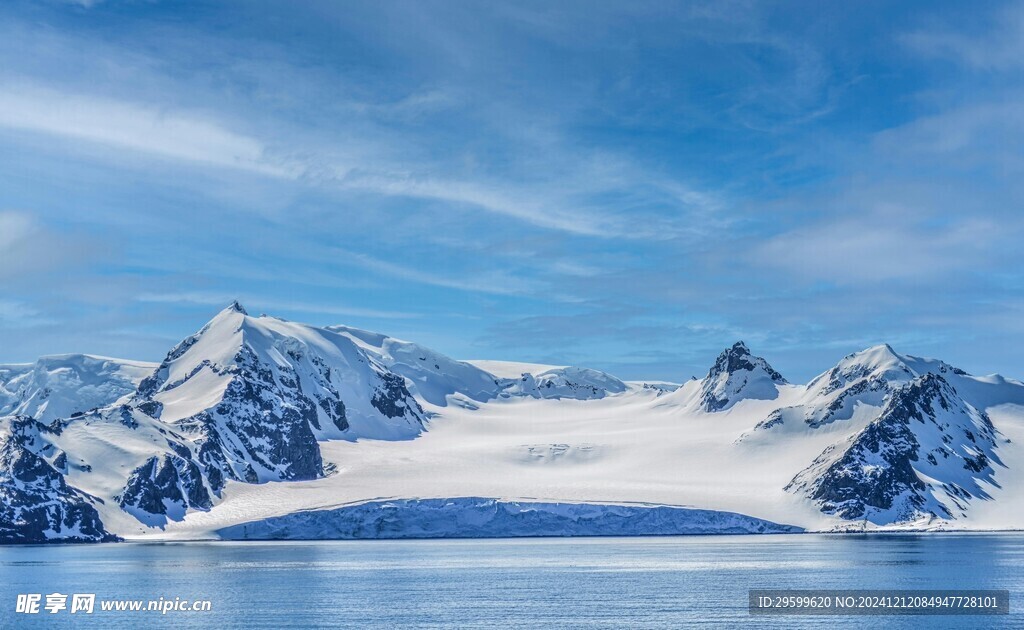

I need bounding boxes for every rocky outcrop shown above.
[697,342,787,412]
[788,374,1001,523]
[0,416,116,543]
[174,345,326,484]
[118,454,212,521]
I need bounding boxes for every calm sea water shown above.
[1,534,1022,628]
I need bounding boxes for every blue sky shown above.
[1,0,1022,382]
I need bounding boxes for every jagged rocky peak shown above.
[712,342,786,381]
[788,373,1001,525]
[131,304,425,491]
[697,342,787,412]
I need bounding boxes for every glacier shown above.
[216,498,802,540]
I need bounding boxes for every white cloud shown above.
[332,247,543,296]
[0,299,39,326]
[331,153,724,240]
[339,174,610,237]
[903,6,1024,70]
[0,211,36,250]
[0,83,296,177]
[872,101,1024,170]
[754,212,998,284]
[135,292,420,320]
[0,83,719,241]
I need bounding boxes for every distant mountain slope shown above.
[498,366,628,400]
[0,354,156,422]
[465,360,629,400]
[328,325,502,406]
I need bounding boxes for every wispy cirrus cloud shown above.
[0,83,295,177]
[329,247,546,297]
[135,292,421,320]
[753,211,1001,284]
[902,4,1024,70]
[0,81,719,240]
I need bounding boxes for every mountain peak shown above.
[847,343,915,370]
[857,342,902,362]
[707,342,786,384]
[697,342,787,412]
[226,300,248,315]
[806,343,918,400]
[790,371,999,523]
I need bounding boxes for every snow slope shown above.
[328,326,503,406]
[148,383,844,540]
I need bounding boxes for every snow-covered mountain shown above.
[113,302,435,521]
[0,354,156,422]
[787,373,1002,524]
[327,326,503,406]
[2,306,1024,544]
[0,303,436,537]
[751,344,1001,433]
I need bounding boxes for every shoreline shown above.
[5,528,1024,548]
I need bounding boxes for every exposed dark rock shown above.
[710,342,786,383]
[372,372,424,420]
[0,416,116,544]
[164,345,325,486]
[699,342,787,412]
[118,454,212,518]
[789,374,1000,523]
[135,400,163,418]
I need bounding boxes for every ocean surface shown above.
[1,534,1022,628]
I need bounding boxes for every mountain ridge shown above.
[1,303,1023,543]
